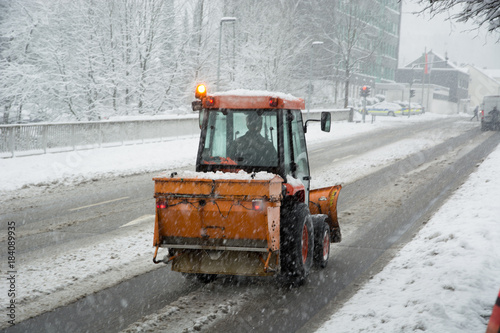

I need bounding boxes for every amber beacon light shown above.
[195,84,207,99]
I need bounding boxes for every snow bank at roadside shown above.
[315,131,500,332]
[0,138,199,195]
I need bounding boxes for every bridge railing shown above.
[0,109,351,158]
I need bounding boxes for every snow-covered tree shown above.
[227,0,307,92]
[0,0,400,123]
[305,0,385,108]
[0,0,196,122]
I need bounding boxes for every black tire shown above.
[481,121,487,131]
[280,202,314,285]
[312,216,331,269]
[183,273,217,283]
[195,273,217,283]
[388,111,395,117]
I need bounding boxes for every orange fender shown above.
[309,184,342,242]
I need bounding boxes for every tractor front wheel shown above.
[313,217,331,268]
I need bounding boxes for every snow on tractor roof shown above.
[212,89,301,101]
[205,89,305,110]
[155,170,282,181]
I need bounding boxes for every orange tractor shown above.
[152,85,342,284]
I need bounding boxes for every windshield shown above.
[200,110,279,168]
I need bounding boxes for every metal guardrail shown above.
[0,117,199,158]
[316,108,352,122]
[0,109,351,158]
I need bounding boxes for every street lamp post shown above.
[406,64,423,117]
[307,41,323,119]
[217,17,237,91]
[409,80,414,118]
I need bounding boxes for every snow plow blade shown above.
[152,172,283,276]
[309,185,342,243]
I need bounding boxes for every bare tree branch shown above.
[414,0,500,34]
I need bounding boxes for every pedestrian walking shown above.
[470,106,479,121]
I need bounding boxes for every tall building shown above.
[362,0,401,83]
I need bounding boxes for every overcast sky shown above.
[399,1,500,69]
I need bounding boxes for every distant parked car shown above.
[395,102,423,116]
[366,102,403,117]
[408,103,423,115]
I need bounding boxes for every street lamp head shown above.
[312,41,323,46]
[220,17,237,24]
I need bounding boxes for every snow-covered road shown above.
[1,113,499,332]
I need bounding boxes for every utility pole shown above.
[217,17,237,91]
[307,41,324,119]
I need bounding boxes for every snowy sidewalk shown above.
[314,136,500,332]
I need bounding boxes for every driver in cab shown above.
[229,113,277,166]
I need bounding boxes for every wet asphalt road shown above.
[2,119,498,333]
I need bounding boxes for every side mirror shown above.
[321,112,331,132]
[192,100,202,111]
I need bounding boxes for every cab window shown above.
[283,110,310,181]
[201,110,278,167]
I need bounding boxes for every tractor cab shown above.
[151,85,340,282]
[192,85,331,205]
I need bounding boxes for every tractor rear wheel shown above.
[280,202,314,285]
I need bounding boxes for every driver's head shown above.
[246,113,262,133]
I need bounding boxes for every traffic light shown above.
[360,86,371,97]
[410,89,415,98]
